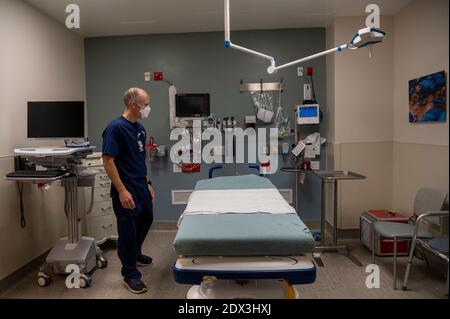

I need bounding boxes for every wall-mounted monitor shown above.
[175,93,210,118]
[27,101,85,138]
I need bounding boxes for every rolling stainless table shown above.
[312,170,366,266]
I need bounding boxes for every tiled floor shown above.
[1,230,447,299]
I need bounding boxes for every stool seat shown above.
[374,221,433,239]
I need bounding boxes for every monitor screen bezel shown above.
[27,101,86,139]
[175,93,210,118]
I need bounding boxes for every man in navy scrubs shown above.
[102,87,155,294]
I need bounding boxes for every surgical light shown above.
[223,0,386,74]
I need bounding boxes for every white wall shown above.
[0,0,85,280]
[0,0,86,156]
[326,0,449,228]
[326,16,394,228]
[334,16,394,144]
[392,0,449,213]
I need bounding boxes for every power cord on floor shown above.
[17,181,26,228]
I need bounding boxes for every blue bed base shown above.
[173,263,316,286]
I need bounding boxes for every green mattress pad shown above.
[173,174,316,256]
[173,213,316,256]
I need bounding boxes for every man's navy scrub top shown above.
[102,116,148,200]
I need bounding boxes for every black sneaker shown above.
[137,254,153,266]
[124,278,147,294]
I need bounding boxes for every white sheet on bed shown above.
[180,188,296,223]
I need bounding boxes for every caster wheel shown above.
[37,273,51,287]
[312,232,321,242]
[79,274,92,288]
[96,256,108,269]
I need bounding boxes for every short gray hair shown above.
[123,88,139,106]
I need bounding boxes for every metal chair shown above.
[402,211,449,293]
[372,187,448,289]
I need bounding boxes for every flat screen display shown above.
[27,101,85,138]
[299,106,318,118]
[175,94,210,118]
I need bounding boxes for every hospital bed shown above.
[172,173,316,299]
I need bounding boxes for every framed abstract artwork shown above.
[409,70,446,123]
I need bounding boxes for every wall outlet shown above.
[297,67,303,77]
[173,164,182,173]
[304,83,312,101]
[299,171,306,184]
[144,72,151,82]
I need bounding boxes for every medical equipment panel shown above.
[297,104,320,125]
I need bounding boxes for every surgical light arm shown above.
[224,0,275,70]
[224,0,385,74]
[267,45,348,74]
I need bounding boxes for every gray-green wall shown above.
[85,28,327,221]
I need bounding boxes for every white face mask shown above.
[139,105,151,119]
